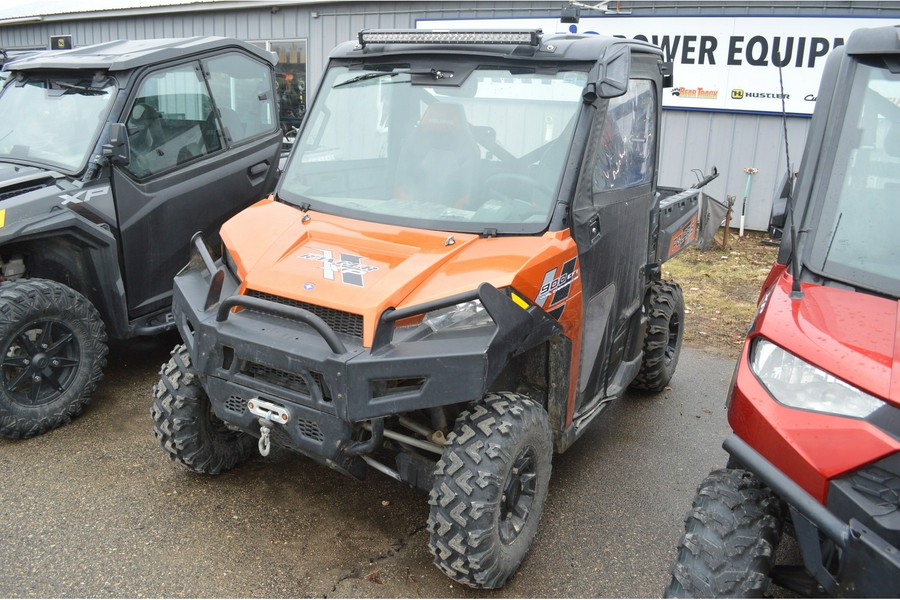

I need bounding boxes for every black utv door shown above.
[571,57,662,414]
[112,52,281,320]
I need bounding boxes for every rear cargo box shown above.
[654,187,700,263]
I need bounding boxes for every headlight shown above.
[750,339,884,419]
[423,300,493,332]
[391,299,495,343]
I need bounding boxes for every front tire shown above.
[665,468,784,598]
[427,392,552,589]
[632,280,685,392]
[151,344,255,474]
[0,279,108,439]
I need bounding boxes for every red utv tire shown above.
[665,468,784,598]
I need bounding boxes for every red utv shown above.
[666,24,900,598]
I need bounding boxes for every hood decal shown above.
[299,247,378,287]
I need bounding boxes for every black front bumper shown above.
[725,434,900,597]
[172,237,559,475]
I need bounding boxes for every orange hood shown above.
[220,199,576,345]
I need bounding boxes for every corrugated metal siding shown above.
[2,0,899,230]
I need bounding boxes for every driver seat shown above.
[395,103,481,207]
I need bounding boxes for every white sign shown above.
[417,16,900,115]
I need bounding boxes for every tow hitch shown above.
[247,398,290,457]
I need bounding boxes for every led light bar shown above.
[358,29,542,48]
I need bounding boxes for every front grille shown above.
[246,362,310,394]
[224,394,246,415]
[848,465,900,507]
[241,363,332,402]
[245,290,364,338]
[268,419,325,449]
[296,418,325,442]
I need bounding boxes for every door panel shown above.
[112,53,280,318]
[571,67,661,413]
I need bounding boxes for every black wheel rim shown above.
[499,446,538,545]
[1,320,80,406]
[665,311,681,365]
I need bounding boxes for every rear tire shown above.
[151,344,255,474]
[427,392,552,589]
[632,280,684,392]
[0,279,107,439]
[665,468,784,598]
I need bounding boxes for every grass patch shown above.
[664,230,779,358]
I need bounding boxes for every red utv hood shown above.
[759,272,900,406]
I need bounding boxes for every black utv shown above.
[0,37,282,438]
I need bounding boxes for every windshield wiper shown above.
[333,70,409,89]
[57,82,107,95]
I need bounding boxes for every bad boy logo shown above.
[299,248,378,287]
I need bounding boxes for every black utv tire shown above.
[151,344,255,474]
[0,279,108,439]
[427,392,552,589]
[631,280,685,392]
[665,468,784,598]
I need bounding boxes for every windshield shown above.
[279,63,588,234]
[0,74,116,173]
[807,62,900,297]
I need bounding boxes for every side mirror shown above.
[596,44,630,99]
[102,122,130,166]
[659,61,674,89]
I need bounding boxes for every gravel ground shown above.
[0,334,734,598]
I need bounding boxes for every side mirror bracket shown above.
[102,122,130,166]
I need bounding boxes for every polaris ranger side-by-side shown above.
[0,37,282,438]
[152,29,715,588]
[666,25,900,598]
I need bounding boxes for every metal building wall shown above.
[2,0,899,230]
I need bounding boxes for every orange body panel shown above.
[221,196,584,424]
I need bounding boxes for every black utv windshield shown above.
[0,74,116,173]
[279,62,588,234]
[807,62,900,297]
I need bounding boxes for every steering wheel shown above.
[483,172,555,217]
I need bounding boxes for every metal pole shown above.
[740,167,759,237]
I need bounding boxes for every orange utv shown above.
[151,29,716,589]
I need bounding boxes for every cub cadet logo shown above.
[535,257,579,320]
[59,186,110,206]
[671,87,718,99]
[299,248,377,287]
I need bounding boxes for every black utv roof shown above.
[330,29,662,62]
[7,36,276,72]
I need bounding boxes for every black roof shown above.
[7,36,276,72]
[329,30,662,63]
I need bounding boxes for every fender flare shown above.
[0,210,131,339]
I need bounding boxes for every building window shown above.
[251,39,307,134]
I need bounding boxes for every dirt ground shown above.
[665,230,780,358]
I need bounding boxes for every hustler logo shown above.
[299,248,378,287]
[535,257,579,320]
